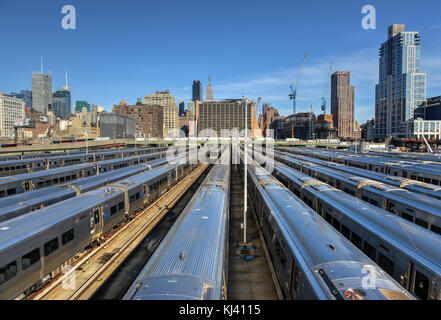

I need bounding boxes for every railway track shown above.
[29,163,209,300]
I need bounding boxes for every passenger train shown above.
[260,156,441,300]
[0,160,197,299]
[124,153,230,300]
[241,156,414,300]
[0,147,167,176]
[278,147,441,186]
[0,151,167,198]
[272,151,441,236]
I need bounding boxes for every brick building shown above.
[113,99,163,138]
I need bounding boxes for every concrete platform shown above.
[228,165,279,300]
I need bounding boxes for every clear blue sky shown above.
[1,0,440,123]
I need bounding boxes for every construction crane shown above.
[321,62,333,114]
[289,51,308,138]
[255,97,261,120]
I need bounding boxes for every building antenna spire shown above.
[40,54,43,73]
[65,69,68,87]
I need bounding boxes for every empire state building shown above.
[206,73,214,101]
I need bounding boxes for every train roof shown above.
[0,163,95,186]
[275,164,441,275]
[248,163,413,300]
[126,163,229,300]
[0,188,122,252]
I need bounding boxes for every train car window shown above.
[325,212,332,224]
[351,232,362,249]
[62,229,74,245]
[110,206,117,215]
[118,201,124,211]
[60,177,65,182]
[424,178,430,183]
[341,225,351,239]
[414,271,429,300]
[430,224,441,236]
[0,190,4,197]
[370,199,378,206]
[378,253,394,275]
[411,175,416,180]
[94,210,100,224]
[292,265,300,295]
[4,167,9,171]
[53,178,59,184]
[415,218,428,229]
[21,248,40,270]
[6,188,16,195]
[332,219,341,231]
[130,195,135,203]
[402,213,414,222]
[135,192,140,200]
[394,172,398,176]
[37,181,44,188]
[65,176,71,181]
[275,239,287,268]
[402,172,407,178]
[0,261,17,285]
[362,196,369,202]
[432,179,439,185]
[387,202,397,214]
[71,174,76,179]
[44,238,59,256]
[45,180,52,186]
[363,241,377,260]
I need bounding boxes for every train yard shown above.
[1,144,441,300]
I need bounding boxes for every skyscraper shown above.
[179,99,185,116]
[10,90,32,108]
[144,90,179,138]
[32,71,52,114]
[375,24,426,139]
[331,71,355,139]
[0,93,25,138]
[192,80,203,102]
[206,73,213,101]
[52,71,71,119]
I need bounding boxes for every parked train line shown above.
[271,151,441,236]
[0,156,179,223]
[123,154,230,300]
[278,147,441,186]
[0,146,167,176]
[0,160,198,300]
[256,153,441,300]
[241,155,414,300]
[273,150,441,200]
[0,151,167,198]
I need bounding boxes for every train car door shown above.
[92,206,104,237]
[23,181,32,191]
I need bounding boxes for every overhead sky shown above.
[1,0,440,123]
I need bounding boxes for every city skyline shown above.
[1,1,441,124]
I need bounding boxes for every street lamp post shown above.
[84,130,88,155]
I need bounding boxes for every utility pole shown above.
[84,130,89,155]
[243,97,248,244]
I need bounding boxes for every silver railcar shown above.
[124,159,230,300]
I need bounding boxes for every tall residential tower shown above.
[375,24,426,138]
[331,71,355,139]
